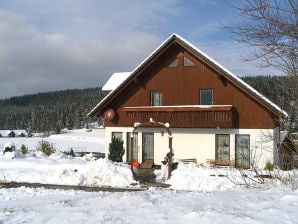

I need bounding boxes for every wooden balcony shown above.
[122,105,236,128]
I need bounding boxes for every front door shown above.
[235,135,250,168]
[142,133,154,161]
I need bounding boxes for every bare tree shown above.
[226,0,298,132]
[226,0,297,77]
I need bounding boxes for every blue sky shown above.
[0,0,279,99]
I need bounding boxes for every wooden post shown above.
[130,134,134,173]
[168,136,173,178]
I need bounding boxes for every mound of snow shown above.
[156,162,298,192]
[0,152,137,188]
[159,163,238,191]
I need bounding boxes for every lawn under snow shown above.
[0,129,105,154]
[1,187,298,224]
[0,130,298,223]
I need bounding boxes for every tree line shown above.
[0,87,106,135]
[242,75,297,131]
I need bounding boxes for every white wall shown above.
[105,127,276,169]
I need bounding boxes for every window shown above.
[216,135,230,161]
[235,135,250,168]
[126,132,138,162]
[183,57,195,66]
[151,91,163,106]
[143,133,154,161]
[168,58,178,67]
[112,132,122,141]
[200,89,213,105]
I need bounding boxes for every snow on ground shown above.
[156,162,298,192]
[0,151,136,188]
[0,130,298,223]
[47,129,105,153]
[0,187,297,223]
[0,150,297,223]
[0,129,105,153]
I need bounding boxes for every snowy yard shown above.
[0,130,298,223]
[1,187,297,224]
[0,129,105,154]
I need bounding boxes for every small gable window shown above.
[168,58,178,67]
[151,91,163,106]
[183,57,195,66]
[200,89,213,105]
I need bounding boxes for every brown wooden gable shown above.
[88,34,287,129]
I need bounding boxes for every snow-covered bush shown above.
[3,142,16,154]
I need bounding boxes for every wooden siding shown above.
[122,106,234,128]
[104,46,276,129]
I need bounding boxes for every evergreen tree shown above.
[108,136,125,162]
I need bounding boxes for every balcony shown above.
[122,105,236,128]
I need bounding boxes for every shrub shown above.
[3,142,15,154]
[64,148,75,157]
[264,161,274,171]
[20,144,28,155]
[37,140,55,156]
[4,147,13,154]
[108,136,124,162]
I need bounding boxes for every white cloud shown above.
[0,5,163,98]
[0,0,280,99]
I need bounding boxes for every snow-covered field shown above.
[0,129,105,153]
[0,130,298,223]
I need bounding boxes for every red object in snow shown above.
[132,161,140,167]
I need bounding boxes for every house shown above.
[279,132,298,170]
[88,34,290,169]
[0,130,28,138]
[8,130,16,138]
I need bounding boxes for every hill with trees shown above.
[0,87,106,135]
[0,75,296,134]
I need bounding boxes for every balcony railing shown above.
[122,105,235,128]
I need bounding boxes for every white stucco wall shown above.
[104,127,277,169]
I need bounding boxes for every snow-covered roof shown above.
[280,131,288,143]
[88,34,288,118]
[102,72,131,91]
[0,130,28,137]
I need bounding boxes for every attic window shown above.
[168,58,178,67]
[183,57,195,66]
